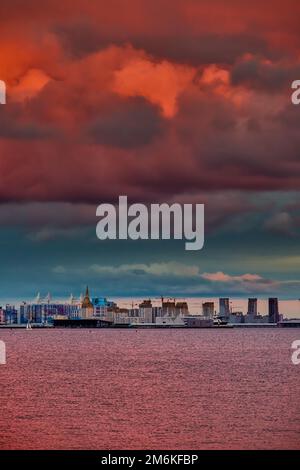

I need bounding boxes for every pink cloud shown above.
[202,271,264,282]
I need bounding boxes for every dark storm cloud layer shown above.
[0,1,300,204]
[56,21,273,65]
[1,73,300,203]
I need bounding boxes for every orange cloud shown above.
[10,69,51,102]
[112,58,195,117]
[202,272,264,282]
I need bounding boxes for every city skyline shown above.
[1,289,296,326]
[1,290,300,318]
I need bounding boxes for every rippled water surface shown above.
[0,329,299,449]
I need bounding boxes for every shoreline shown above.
[1,323,298,329]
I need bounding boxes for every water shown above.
[0,329,299,449]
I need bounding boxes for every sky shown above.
[0,0,299,302]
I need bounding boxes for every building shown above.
[247,298,258,317]
[156,316,185,326]
[162,299,176,317]
[0,307,5,324]
[152,306,163,319]
[202,302,214,319]
[159,298,189,325]
[2,305,18,324]
[219,298,230,320]
[175,302,189,316]
[20,300,81,324]
[268,298,279,324]
[103,305,130,324]
[81,286,94,319]
[229,311,244,324]
[92,297,116,317]
[139,300,154,323]
[244,298,258,322]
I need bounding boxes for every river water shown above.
[0,328,299,449]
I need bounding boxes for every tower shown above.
[219,298,230,319]
[268,298,279,324]
[81,286,94,319]
[202,302,214,319]
[247,298,257,317]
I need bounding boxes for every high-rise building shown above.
[0,307,5,324]
[268,298,279,323]
[175,302,189,316]
[139,300,153,323]
[247,298,258,317]
[202,302,214,319]
[162,300,176,317]
[219,298,230,319]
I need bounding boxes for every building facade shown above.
[268,298,279,323]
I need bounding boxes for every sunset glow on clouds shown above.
[0,0,299,298]
[1,2,300,201]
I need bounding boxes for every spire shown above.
[82,285,93,308]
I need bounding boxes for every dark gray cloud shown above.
[0,104,58,140]
[87,97,165,148]
[132,34,275,66]
[55,21,275,65]
[231,57,300,91]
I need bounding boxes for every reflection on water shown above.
[0,329,299,449]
